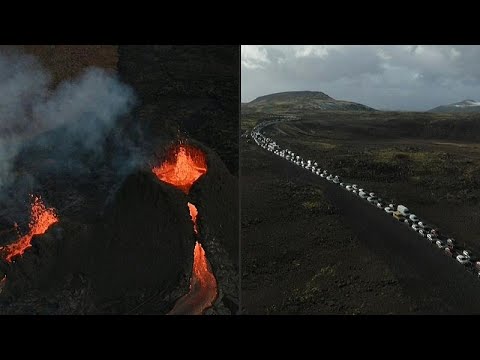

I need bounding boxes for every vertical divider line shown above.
[238,44,243,315]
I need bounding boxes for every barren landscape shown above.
[242,108,480,314]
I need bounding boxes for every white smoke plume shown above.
[0,50,136,191]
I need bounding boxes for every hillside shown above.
[429,99,480,113]
[242,91,376,113]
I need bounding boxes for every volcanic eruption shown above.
[0,195,59,263]
[152,143,218,315]
[0,47,237,315]
[152,144,207,194]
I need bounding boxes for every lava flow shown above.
[186,202,218,310]
[0,196,59,263]
[152,143,218,315]
[152,144,207,194]
[188,202,199,235]
[168,202,217,315]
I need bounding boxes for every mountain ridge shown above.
[428,99,480,113]
[242,91,376,112]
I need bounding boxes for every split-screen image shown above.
[1,45,480,315]
[0,45,238,315]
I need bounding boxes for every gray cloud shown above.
[242,45,480,111]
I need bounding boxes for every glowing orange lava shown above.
[154,143,217,315]
[168,242,218,315]
[188,202,199,235]
[0,196,59,263]
[191,241,217,304]
[168,202,218,315]
[152,144,207,194]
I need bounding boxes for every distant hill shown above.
[428,99,480,113]
[242,91,376,113]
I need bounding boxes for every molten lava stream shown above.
[152,144,217,315]
[168,202,217,315]
[187,202,199,235]
[0,196,59,263]
[168,241,218,315]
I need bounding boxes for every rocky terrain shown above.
[242,136,424,314]
[259,111,480,254]
[241,109,480,314]
[118,45,239,176]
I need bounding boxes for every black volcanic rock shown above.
[189,142,239,313]
[0,224,65,296]
[88,170,195,307]
[187,140,239,265]
[117,45,239,176]
[149,138,239,313]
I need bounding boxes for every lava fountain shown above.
[0,196,59,263]
[152,143,218,315]
[152,144,207,194]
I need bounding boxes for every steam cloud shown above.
[0,50,140,212]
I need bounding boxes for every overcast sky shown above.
[241,45,480,111]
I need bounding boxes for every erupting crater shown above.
[152,143,218,315]
[152,144,207,194]
[0,196,59,263]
